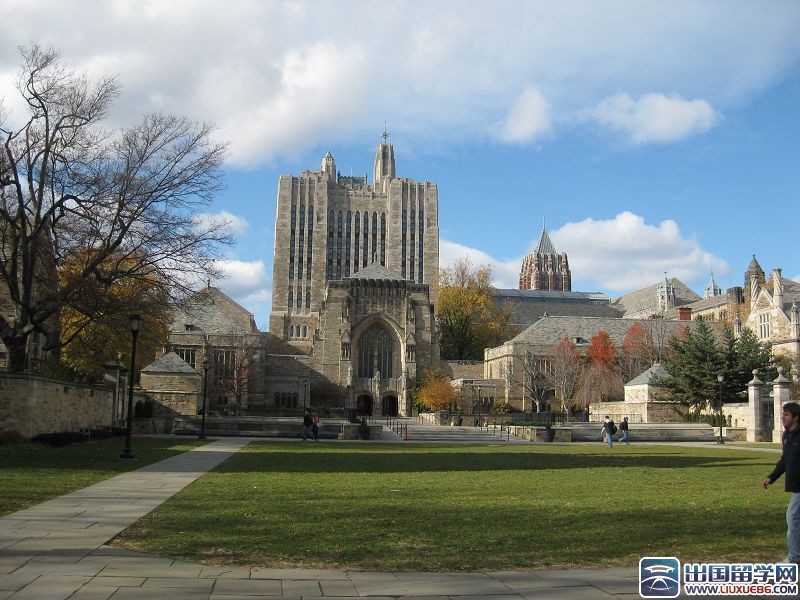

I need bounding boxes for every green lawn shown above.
[114,442,789,571]
[0,437,205,516]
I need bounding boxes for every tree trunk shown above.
[4,336,29,372]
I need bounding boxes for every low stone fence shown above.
[570,422,715,442]
[173,416,344,439]
[0,372,114,438]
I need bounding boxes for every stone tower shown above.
[745,255,765,303]
[519,225,571,291]
[269,136,440,342]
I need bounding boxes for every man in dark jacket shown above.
[763,402,800,563]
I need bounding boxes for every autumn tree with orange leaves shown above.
[414,369,459,412]
[59,251,170,379]
[575,330,623,405]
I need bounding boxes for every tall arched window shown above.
[418,209,424,282]
[345,210,352,277]
[289,204,296,280]
[371,212,378,262]
[401,209,407,278]
[354,211,360,272]
[409,209,415,281]
[380,212,386,266]
[362,212,369,265]
[307,205,314,279]
[357,323,394,378]
[297,290,302,309]
[326,210,334,278]
[287,291,293,312]
[336,211,343,278]
[306,292,311,310]
[298,205,305,280]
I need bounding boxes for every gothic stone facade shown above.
[269,142,440,345]
[148,142,440,418]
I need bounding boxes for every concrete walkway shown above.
[0,437,753,599]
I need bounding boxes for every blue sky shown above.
[2,1,799,329]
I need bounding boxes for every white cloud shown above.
[440,239,520,289]
[590,92,719,143]
[216,259,269,299]
[1,2,797,162]
[550,212,728,293]
[497,86,551,143]
[442,212,729,296]
[194,210,249,236]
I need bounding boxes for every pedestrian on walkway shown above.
[763,402,800,563]
[619,417,630,444]
[302,409,314,441]
[601,416,616,448]
[312,412,321,441]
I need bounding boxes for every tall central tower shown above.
[269,137,440,341]
[519,224,571,291]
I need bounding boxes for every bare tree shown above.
[548,337,584,415]
[518,349,552,413]
[0,45,230,371]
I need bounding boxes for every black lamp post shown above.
[716,373,725,445]
[120,314,142,460]
[199,357,209,440]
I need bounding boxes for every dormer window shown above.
[184,324,195,332]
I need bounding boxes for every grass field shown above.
[114,442,788,571]
[0,437,205,516]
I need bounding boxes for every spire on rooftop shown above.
[533,225,557,254]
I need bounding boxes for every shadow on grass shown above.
[213,447,772,474]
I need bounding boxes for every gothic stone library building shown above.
[267,140,441,416]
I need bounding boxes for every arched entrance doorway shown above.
[382,395,399,417]
[356,394,373,416]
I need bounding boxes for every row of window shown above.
[327,210,387,279]
[288,324,309,339]
[400,209,424,281]
[288,204,314,282]
[274,392,299,409]
[287,290,312,312]
[174,347,235,379]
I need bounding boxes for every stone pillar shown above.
[747,370,763,442]
[773,367,792,443]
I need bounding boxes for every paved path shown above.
[0,437,772,599]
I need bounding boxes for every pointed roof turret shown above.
[533,225,557,254]
[704,270,722,299]
[321,149,336,179]
[745,254,766,291]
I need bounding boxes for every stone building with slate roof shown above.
[610,275,701,319]
[484,315,696,408]
[139,351,201,416]
[147,261,438,418]
[493,289,620,329]
[745,266,800,359]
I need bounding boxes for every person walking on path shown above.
[312,412,321,441]
[619,417,630,444]
[602,416,616,448]
[302,409,314,441]
[763,402,800,563]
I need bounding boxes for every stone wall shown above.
[0,372,114,437]
[441,360,484,380]
[589,401,687,423]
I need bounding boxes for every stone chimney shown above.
[773,268,783,309]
